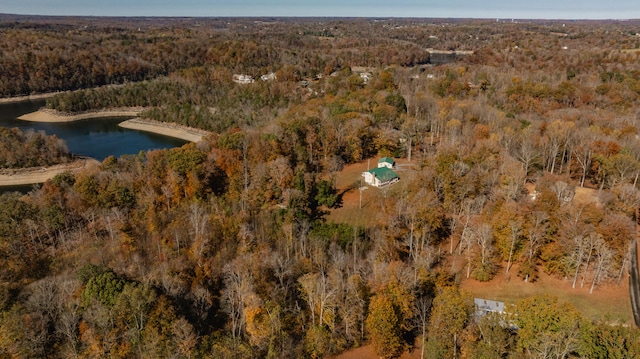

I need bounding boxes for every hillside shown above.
[2,16,640,359]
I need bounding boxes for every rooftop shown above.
[367,166,398,182]
[378,157,395,165]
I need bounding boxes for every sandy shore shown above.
[0,92,65,104]
[18,108,142,122]
[18,108,208,142]
[0,158,100,186]
[119,118,209,143]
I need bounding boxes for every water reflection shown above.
[0,99,189,192]
[0,100,187,161]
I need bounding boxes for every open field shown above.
[325,158,418,227]
[460,262,632,324]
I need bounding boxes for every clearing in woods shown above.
[325,158,415,226]
[328,170,632,358]
[327,159,632,323]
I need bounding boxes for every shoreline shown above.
[18,108,143,122]
[0,83,134,105]
[0,92,64,104]
[0,158,100,186]
[119,118,209,143]
[17,109,209,143]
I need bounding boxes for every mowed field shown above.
[325,158,418,227]
[327,159,633,326]
[459,262,632,324]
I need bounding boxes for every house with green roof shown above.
[362,166,399,187]
[378,157,395,169]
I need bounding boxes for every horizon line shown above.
[1,13,639,22]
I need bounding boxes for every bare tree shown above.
[474,222,494,266]
[542,120,575,175]
[500,153,527,201]
[506,219,522,274]
[572,132,594,187]
[298,271,336,328]
[606,153,640,188]
[339,274,367,343]
[189,203,209,268]
[551,180,575,205]
[523,211,550,282]
[461,224,475,279]
[590,237,614,294]
[222,260,253,344]
[56,278,81,358]
[579,233,598,289]
[453,196,484,255]
[512,128,541,183]
[570,235,586,289]
[413,294,433,359]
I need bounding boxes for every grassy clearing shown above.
[325,158,415,227]
[459,263,632,324]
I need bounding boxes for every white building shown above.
[378,157,395,169]
[233,74,255,84]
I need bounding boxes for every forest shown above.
[0,127,71,169]
[2,15,640,358]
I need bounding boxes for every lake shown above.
[0,100,188,192]
[0,100,187,160]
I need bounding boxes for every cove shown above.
[0,100,187,161]
[0,100,188,193]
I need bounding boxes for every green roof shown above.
[367,167,399,182]
[378,157,395,165]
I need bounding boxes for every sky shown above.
[1,0,639,20]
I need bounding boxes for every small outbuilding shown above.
[378,157,395,169]
[474,298,506,316]
[233,74,255,84]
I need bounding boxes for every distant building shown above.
[261,72,277,81]
[350,66,374,84]
[233,74,254,84]
[360,72,372,83]
[529,190,541,201]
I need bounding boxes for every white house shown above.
[362,166,399,187]
[233,74,255,84]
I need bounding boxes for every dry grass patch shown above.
[460,263,632,324]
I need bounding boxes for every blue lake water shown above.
[0,100,187,161]
[0,99,188,192]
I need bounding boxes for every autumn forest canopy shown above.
[3,15,640,358]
